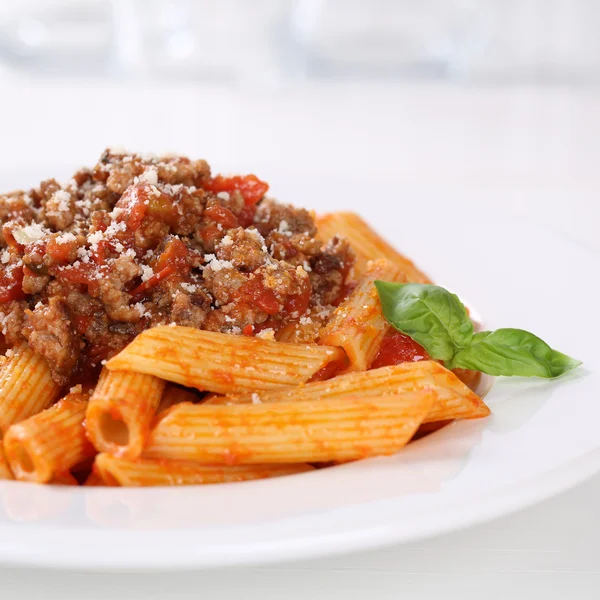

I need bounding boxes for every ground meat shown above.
[22,269,50,295]
[310,237,355,306]
[0,193,37,245]
[215,228,268,272]
[43,188,75,231]
[90,255,142,322]
[95,149,211,194]
[170,291,208,329]
[0,300,27,345]
[24,298,79,386]
[255,199,317,237]
[203,265,247,306]
[0,149,354,386]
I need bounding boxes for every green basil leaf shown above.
[374,281,473,361]
[450,328,581,378]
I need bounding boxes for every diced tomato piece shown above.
[130,265,175,298]
[56,262,99,285]
[46,237,76,265]
[130,238,189,298]
[242,324,254,336]
[371,330,430,369]
[238,204,257,228]
[284,278,312,316]
[155,238,189,273]
[0,265,24,302]
[1,224,20,249]
[203,205,238,229]
[113,184,151,231]
[240,278,280,315]
[205,175,269,206]
[198,223,222,250]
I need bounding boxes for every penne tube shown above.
[316,212,431,283]
[84,468,106,487]
[144,392,433,464]
[86,369,165,459]
[0,443,13,480]
[106,326,345,394]
[205,361,490,423]
[319,259,407,371]
[275,319,324,345]
[94,454,315,487]
[3,389,94,483]
[157,385,199,414]
[0,344,61,435]
[50,471,79,486]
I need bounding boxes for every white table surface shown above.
[0,75,598,598]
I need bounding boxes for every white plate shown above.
[0,171,597,571]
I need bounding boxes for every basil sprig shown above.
[375,281,581,378]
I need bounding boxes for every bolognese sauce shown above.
[0,149,355,387]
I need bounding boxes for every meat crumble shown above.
[0,149,354,387]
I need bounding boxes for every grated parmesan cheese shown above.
[52,189,71,212]
[55,232,76,245]
[141,265,154,282]
[203,254,233,272]
[140,168,158,186]
[180,282,198,293]
[12,222,49,245]
[256,328,275,341]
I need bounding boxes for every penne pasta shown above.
[319,259,407,371]
[84,468,106,487]
[0,344,61,436]
[205,361,490,423]
[50,471,80,486]
[106,326,345,395]
[275,319,324,344]
[316,212,431,283]
[157,385,199,414]
[0,442,13,480]
[86,369,165,459]
[3,389,94,483]
[144,392,433,464]
[94,454,315,487]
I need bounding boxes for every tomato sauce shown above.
[371,330,430,369]
[0,265,25,302]
[240,278,280,315]
[204,175,269,206]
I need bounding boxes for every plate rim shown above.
[0,442,598,571]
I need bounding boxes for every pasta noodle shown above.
[319,259,407,371]
[144,392,434,464]
[0,443,13,480]
[106,326,345,394]
[316,212,431,283]
[0,344,60,436]
[0,151,498,488]
[86,369,165,459]
[94,454,315,487]
[3,389,94,483]
[50,471,79,486]
[157,385,199,414]
[205,361,490,423]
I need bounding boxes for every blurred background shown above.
[0,0,598,248]
[1,0,600,83]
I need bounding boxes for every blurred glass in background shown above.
[0,0,599,84]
